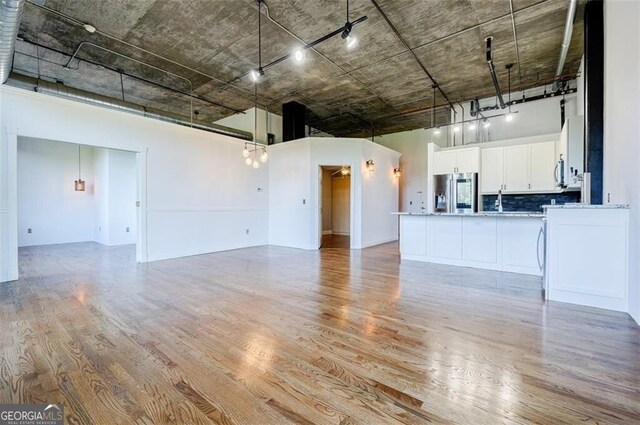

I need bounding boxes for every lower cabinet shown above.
[400,214,543,276]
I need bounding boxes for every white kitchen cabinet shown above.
[462,216,498,263]
[504,145,529,192]
[433,150,457,175]
[427,215,462,260]
[456,148,480,173]
[481,147,504,193]
[433,147,479,175]
[481,141,558,194]
[545,206,629,312]
[529,141,556,191]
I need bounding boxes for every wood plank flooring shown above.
[1,242,639,424]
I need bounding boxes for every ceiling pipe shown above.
[0,0,25,84]
[6,73,252,140]
[485,36,506,109]
[553,0,578,90]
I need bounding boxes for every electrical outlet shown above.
[27,228,32,234]
[126,227,130,233]
[303,199,306,205]
[246,229,249,235]
[608,193,611,203]
[257,187,263,192]
[409,201,413,205]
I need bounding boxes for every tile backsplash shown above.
[482,192,581,212]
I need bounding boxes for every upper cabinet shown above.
[433,147,479,175]
[480,141,557,194]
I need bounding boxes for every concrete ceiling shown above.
[13,0,584,138]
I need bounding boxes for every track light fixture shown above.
[293,49,304,63]
[483,120,491,128]
[453,125,461,133]
[250,68,264,82]
[469,122,477,131]
[366,159,375,172]
[434,127,441,135]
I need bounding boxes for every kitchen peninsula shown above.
[396,211,545,276]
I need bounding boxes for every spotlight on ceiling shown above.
[469,123,477,131]
[346,35,358,49]
[293,49,305,63]
[453,125,461,133]
[250,68,264,82]
[83,24,96,33]
[483,120,491,128]
[505,112,514,122]
[434,127,441,135]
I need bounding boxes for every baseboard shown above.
[333,232,350,236]
[360,236,398,249]
[322,230,333,235]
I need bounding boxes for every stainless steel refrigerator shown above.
[433,173,478,213]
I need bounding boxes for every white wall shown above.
[451,91,576,147]
[268,137,400,250]
[107,150,137,245]
[17,138,95,246]
[1,85,269,281]
[603,0,640,324]
[215,107,282,144]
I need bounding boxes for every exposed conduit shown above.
[553,0,578,89]
[0,0,25,83]
[6,74,253,140]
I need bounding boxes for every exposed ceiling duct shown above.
[0,0,25,84]
[6,74,252,140]
[554,0,578,90]
[485,36,506,109]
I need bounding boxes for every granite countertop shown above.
[393,212,545,218]
[542,204,630,209]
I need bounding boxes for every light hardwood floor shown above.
[1,242,639,424]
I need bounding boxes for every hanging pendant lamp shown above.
[74,144,85,191]
[241,0,268,169]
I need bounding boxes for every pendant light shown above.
[505,63,514,122]
[74,144,85,191]
[241,5,268,170]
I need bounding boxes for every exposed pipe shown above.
[485,36,506,109]
[65,41,195,125]
[0,0,25,83]
[553,0,578,90]
[508,0,523,84]
[6,73,252,140]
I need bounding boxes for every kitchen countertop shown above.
[543,203,629,209]
[393,211,545,218]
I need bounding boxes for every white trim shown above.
[360,236,398,249]
[146,208,269,213]
[322,230,333,235]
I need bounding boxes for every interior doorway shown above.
[17,136,140,261]
[319,165,351,249]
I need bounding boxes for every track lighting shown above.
[453,125,461,133]
[469,123,477,130]
[242,146,250,158]
[83,24,96,33]
[245,157,253,166]
[483,120,491,128]
[366,159,375,172]
[293,49,304,63]
[252,160,260,169]
[250,68,263,82]
[505,112,514,122]
[434,127,441,135]
[346,35,358,49]
[260,150,269,163]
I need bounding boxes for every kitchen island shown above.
[396,212,545,276]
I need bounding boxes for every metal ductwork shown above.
[553,0,578,90]
[0,0,24,84]
[6,73,253,141]
[485,36,506,109]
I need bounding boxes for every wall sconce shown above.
[366,159,375,172]
[394,168,401,177]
